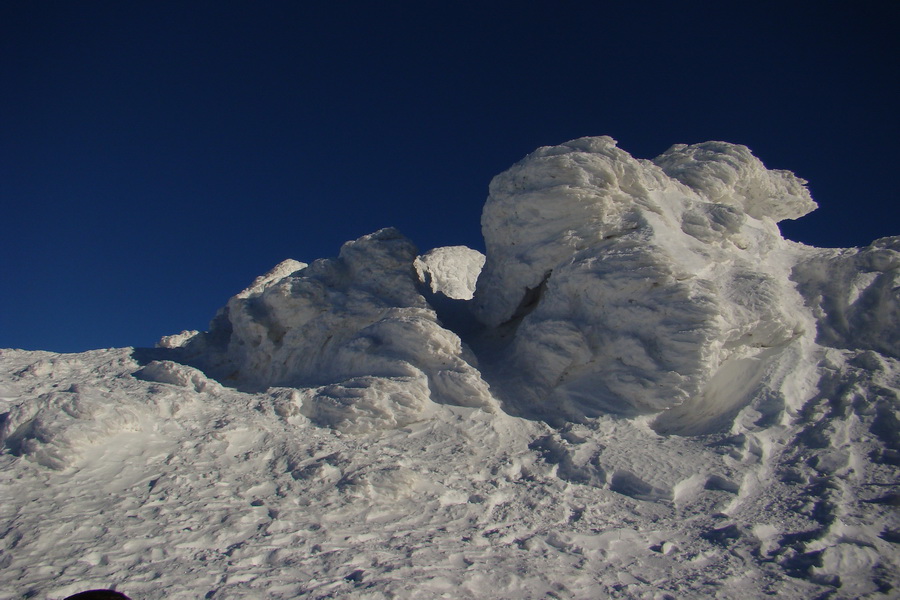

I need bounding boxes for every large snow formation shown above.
[175,228,495,432]
[1,137,898,599]
[474,137,822,427]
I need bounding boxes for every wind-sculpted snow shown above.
[1,137,899,599]
[791,237,900,358]
[473,136,816,424]
[174,228,495,432]
[653,140,817,221]
[413,246,485,300]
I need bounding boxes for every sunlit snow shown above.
[1,137,898,599]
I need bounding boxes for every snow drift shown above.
[1,137,898,599]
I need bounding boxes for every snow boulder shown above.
[473,136,818,426]
[414,246,485,300]
[181,228,495,431]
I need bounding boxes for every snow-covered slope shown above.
[1,137,898,599]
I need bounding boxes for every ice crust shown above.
[1,136,898,599]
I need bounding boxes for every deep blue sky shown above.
[3,2,898,352]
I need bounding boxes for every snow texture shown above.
[474,136,817,425]
[414,246,485,300]
[176,228,495,432]
[1,136,898,600]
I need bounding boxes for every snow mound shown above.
[473,136,817,425]
[180,228,495,431]
[0,384,144,470]
[134,360,222,394]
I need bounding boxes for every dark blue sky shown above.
[3,2,898,352]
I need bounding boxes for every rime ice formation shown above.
[414,246,485,300]
[473,136,820,425]
[653,141,816,221]
[1,137,899,599]
[176,228,494,432]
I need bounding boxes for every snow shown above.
[174,228,495,431]
[653,140,817,222]
[472,136,818,425]
[1,136,898,599]
[414,246,485,300]
[791,237,900,358]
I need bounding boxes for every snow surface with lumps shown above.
[2,137,898,599]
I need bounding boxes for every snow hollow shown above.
[2,137,898,599]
